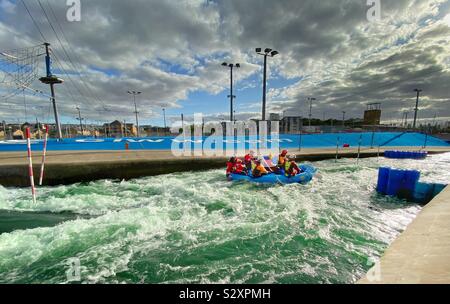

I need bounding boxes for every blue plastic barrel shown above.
[376,167,390,194]
[386,169,405,196]
[384,150,428,160]
[401,170,420,192]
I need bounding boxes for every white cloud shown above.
[0,0,15,14]
[0,0,449,124]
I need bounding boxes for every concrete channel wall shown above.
[0,147,449,187]
[359,185,450,284]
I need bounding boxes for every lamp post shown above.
[162,108,167,136]
[403,111,409,128]
[342,111,346,128]
[413,89,422,129]
[76,106,84,135]
[256,48,279,121]
[128,90,142,137]
[308,97,316,127]
[221,62,240,122]
[2,120,6,140]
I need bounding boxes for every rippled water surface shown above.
[0,153,449,283]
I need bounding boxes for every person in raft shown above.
[276,149,288,173]
[226,157,236,178]
[234,159,248,175]
[252,158,269,178]
[244,150,255,172]
[284,155,302,177]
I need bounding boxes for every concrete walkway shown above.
[359,185,450,284]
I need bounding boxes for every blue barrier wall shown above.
[376,167,447,204]
[384,151,428,159]
[0,132,448,152]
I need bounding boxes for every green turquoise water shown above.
[0,153,449,284]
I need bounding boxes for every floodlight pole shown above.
[222,63,240,122]
[163,108,167,135]
[128,91,142,137]
[76,106,84,134]
[413,89,422,129]
[230,65,234,122]
[256,48,278,121]
[308,97,316,127]
[262,54,268,121]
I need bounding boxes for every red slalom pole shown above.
[26,127,36,203]
[39,125,49,186]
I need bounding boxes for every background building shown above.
[280,116,303,134]
[269,113,281,121]
[104,120,137,138]
[363,103,382,125]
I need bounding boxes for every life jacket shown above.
[235,163,245,174]
[226,162,235,174]
[244,154,252,164]
[286,160,300,176]
[284,160,291,173]
[253,164,268,176]
[278,155,287,166]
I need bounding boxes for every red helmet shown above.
[281,150,288,155]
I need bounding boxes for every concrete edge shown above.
[358,185,450,284]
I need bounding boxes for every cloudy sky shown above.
[0,0,449,126]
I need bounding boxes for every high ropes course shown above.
[1,42,66,139]
[0,44,48,99]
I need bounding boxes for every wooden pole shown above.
[26,127,36,203]
[39,125,49,186]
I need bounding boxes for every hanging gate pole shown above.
[298,132,302,153]
[39,125,49,186]
[357,134,362,164]
[26,128,36,203]
[423,130,429,150]
[370,128,375,149]
[335,136,340,163]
